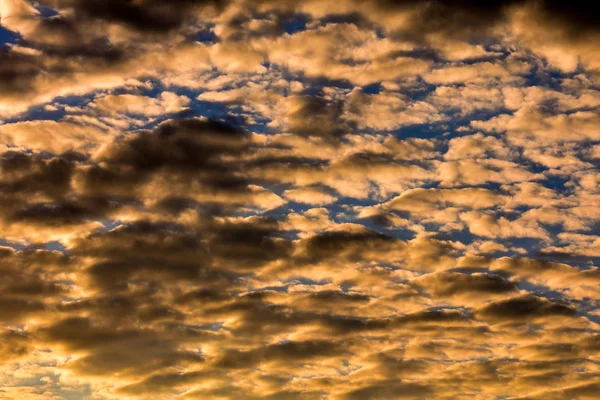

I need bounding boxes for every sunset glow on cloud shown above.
[0,1,599,399]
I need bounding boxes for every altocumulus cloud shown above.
[0,0,599,399]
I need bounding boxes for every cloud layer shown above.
[0,0,599,399]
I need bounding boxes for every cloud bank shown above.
[0,0,599,398]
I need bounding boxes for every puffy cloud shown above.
[437,158,538,187]
[444,133,512,161]
[0,120,109,154]
[384,187,505,216]
[89,91,190,117]
[265,23,431,85]
[423,62,514,85]
[344,89,444,130]
[472,107,600,146]
[412,271,517,304]
[459,210,548,239]
[283,187,337,205]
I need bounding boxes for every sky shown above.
[0,0,599,399]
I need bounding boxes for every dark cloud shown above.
[285,94,353,139]
[40,0,226,34]
[71,220,216,290]
[0,151,74,201]
[202,216,293,270]
[476,295,576,321]
[414,271,517,298]
[110,118,249,170]
[0,297,45,322]
[40,316,204,376]
[300,228,402,262]
[303,290,370,305]
[8,197,125,226]
[175,287,233,305]
[0,328,31,365]
[340,379,433,400]
[0,35,126,105]
[391,308,470,327]
[379,0,522,40]
[0,50,42,94]
[0,247,73,324]
[215,339,346,369]
[117,370,217,395]
[371,0,600,41]
[530,1,600,36]
[79,118,255,200]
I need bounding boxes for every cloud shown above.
[0,120,109,153]
[385,187,504,216]
[89,91,191,117]
[475,294,576,322]
[423,62,513,85]
[265,23,431,85]
[412,271,517,301]
[1,0,600,399]
[283,187,338,205]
